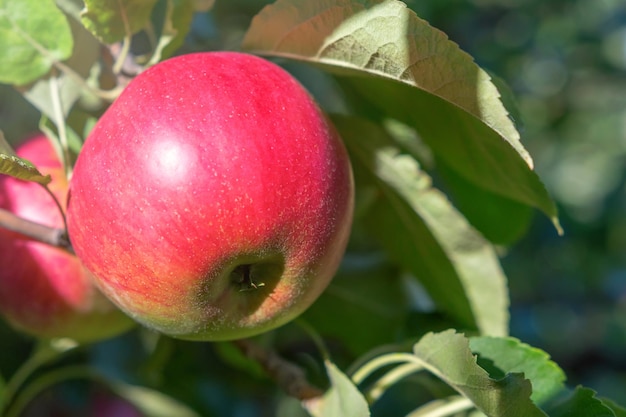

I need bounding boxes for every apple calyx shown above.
[233,264,266,292]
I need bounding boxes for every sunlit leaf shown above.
[21,16,100,120]
[0,0,73,85]
[241,0,560,233]
[337,115,509,336]
[81,0,159,43]
[413,330,547,416]
[0,131,51,185]
[469,336,566,405]
[304,360,371,417]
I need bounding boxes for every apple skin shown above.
[66,52,354,341]
[0,134,134,342]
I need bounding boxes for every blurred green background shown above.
[2,0,626,414]
[418,0,626,401]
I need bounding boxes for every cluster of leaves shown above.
[0,0,624,416]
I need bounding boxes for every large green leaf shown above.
[600,397,626,417]
[469,336,566,405]
[304,360,371,417]
[241,0,560,232]
[0,0,73,85]
[436,161,534,245]
[337,115,509,336]
[81,0,159,43]
[413,330,547,417]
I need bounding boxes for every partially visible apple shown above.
[0,134,134,342]
[67,52,354,341]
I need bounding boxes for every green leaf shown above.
[0,0,73,85]
[469,336,566,405]
[108,380,202,417]
[241,0,561,233]
[81,0,159,43]
[437,161,534,245]
[213,341,266,380]
[381,116,532,245]
[336,115,509,336]
[0,131,51,185]
[546,387,616,417]
[22,16,100,120]
[302,252,410,356]
[148,0,194,64]
[413,330,547,417]
[600,397,626,417]
[304,360,371,417]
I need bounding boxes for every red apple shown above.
[66,52,354,341]
[0,134,134,342]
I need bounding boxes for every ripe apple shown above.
[66,52,354,341]
[0,134,134,342]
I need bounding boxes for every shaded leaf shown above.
[304,360,370,417]
[55,0,85,20]
[241,0,560,232]
[437,161,534,245]
[469,336,566,405]
[213,341,266,380]
[0,0,73,85]
[303,251,410,356]
[600,397,626,417]
[381,115,532,245]
[336,115,509,336]
[0,131,51,185]
[546,387,615,417]
[81,0,159,43]
[413,330,547,417]
[148,0,194,64]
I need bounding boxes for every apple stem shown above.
[112,4,133,75]
[233,339,323,400]
[0,208,74,254]
[41,183,69,233]
[49,71,74,180]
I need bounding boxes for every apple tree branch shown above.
[233,339,324,401]
[0,208,74,254]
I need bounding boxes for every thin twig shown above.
[49,73,73,180]
[0,208,73,254]
[112,0,133,75]
[233,339,323,400]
